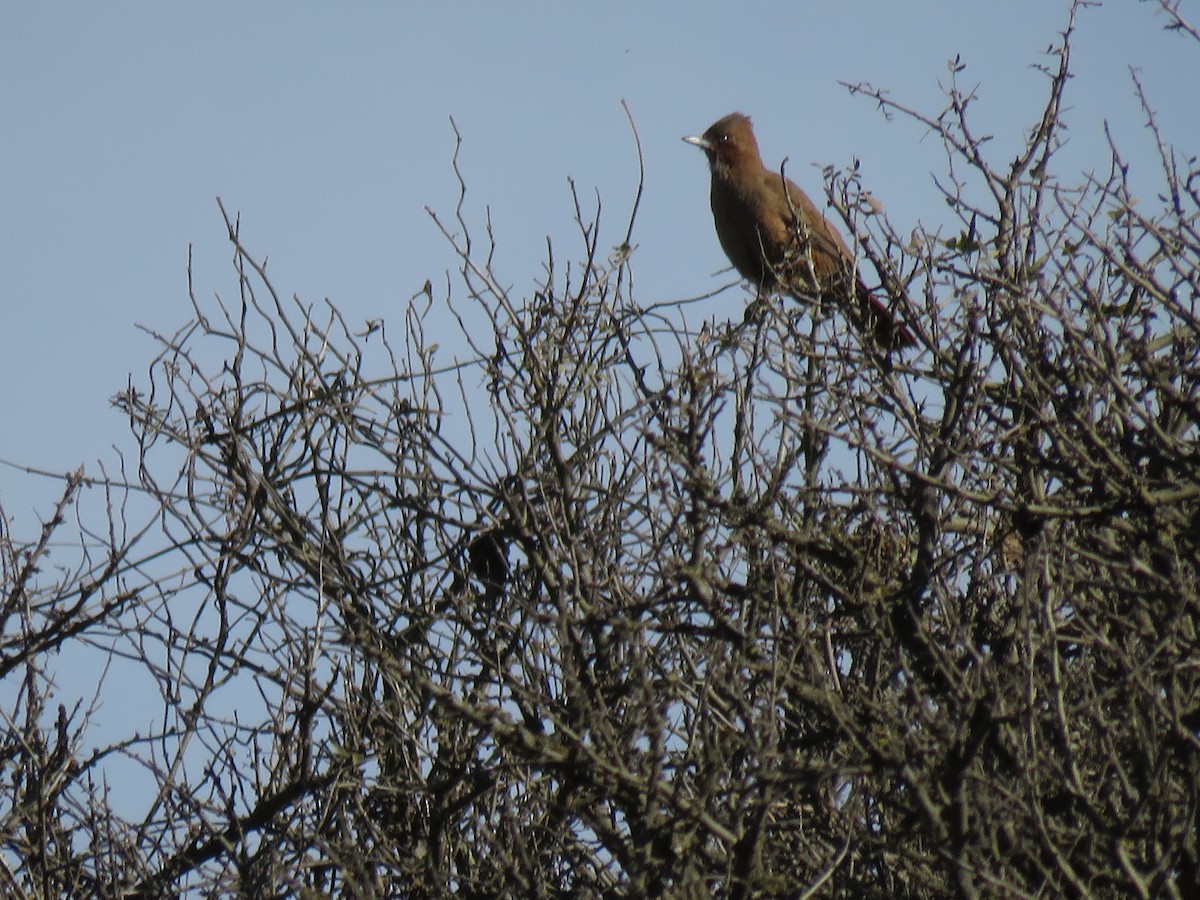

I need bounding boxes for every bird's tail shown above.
[856,283,916,351]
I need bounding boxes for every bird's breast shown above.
[709,178,776,289]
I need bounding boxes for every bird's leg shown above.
[743,284,769,326]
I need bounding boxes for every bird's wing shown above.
[773,174,859,286]
[771,173,916,349]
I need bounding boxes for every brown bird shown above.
[684,112,914,349]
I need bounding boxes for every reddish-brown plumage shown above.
[684,112,914,349]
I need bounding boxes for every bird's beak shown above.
[682,134,712,151]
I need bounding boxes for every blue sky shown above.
[2,1,1195,524]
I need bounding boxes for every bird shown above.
[683,112,914,349]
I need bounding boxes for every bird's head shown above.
[683,112,762,173]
